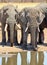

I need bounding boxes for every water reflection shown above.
[0,57,2,65]
[17,53,21,65]
[44,52,47,65]
[27,51,31,64]
[37,52,44,65]
[0,52,47,65]
[5,56,8,63]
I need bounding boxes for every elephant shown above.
[35,3,47,43]
[16,8,29,48]
[0,7,9,45]
[17,7,45,50]
[0,4,19,46]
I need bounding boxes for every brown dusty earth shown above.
[0,3,47,53]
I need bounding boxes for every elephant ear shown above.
[0,8,8,18]
[37,11,45,25]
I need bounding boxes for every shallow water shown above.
[0,51,47,65]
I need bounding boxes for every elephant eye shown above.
[15,15,16,19]
[15,9,18,13]
[36,16,40,23]
[15,14,18,19]
[21,12,25,17]
[3,9,8,13]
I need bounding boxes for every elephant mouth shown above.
[4,23,21,32]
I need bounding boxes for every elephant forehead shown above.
[29,16,39,27]
[30,20,39,27]
[6,17,16,23]
[6,8,17,16]
[28,9,38,18]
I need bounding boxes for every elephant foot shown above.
[38,41,44,44]
[20,41,23,45]
[14,42,19,46]
[1,41,6,46]
[2,39,6,43]
[7,40,10,43]
[32,45,37,51]
[32,47,37,51]
[19,43,23,46]
[29,43,32,45]
[35,44,37,47]
[2,38,6,45]
[22,44,27,50]
[11,43,13,47]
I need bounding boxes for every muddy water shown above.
[0,51,47,65]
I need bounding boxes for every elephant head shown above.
[25,8,45,32]
[16,8,29,26]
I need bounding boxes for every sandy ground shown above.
[0,3,47,53]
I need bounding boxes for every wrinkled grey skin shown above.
[0,5,19,46]
[17,8,29,47]
[35,3,47,43]
[0,7,9,44]
[17,8,45,50]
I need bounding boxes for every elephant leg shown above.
[20,28,23,45]
[14,28,18,45]
[7,24,10,42]
[2,24,6,45]
[39,30,44,44]
[21,27,27,45]
[22,27,28,49]
[9,24,14,47]
[31,27,37,50]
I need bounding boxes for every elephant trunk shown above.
[15,22,21,30]
[9,23,14,47]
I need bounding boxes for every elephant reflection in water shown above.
[2,57,6,65]
[27,51,31,64]
[21,52,27,65]
[37,52,44,65]
[30,52,37,65]
[1,52,44,65]
[30,52,44,65]
[2,53,17,65]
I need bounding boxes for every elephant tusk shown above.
[38,27,40,32]
[25,22,29,32]
[4,24,8,32]
[25,27,28,32]
[15,22,21,30]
